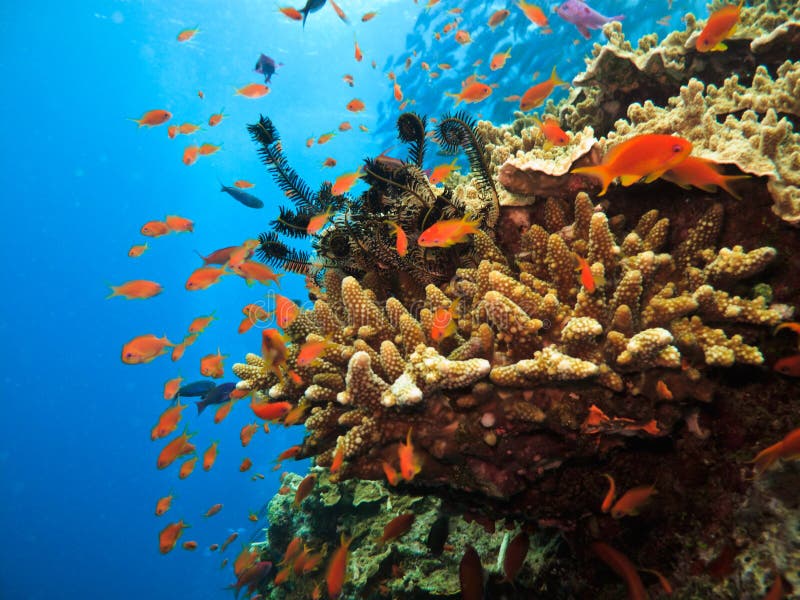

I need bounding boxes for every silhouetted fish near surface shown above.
[299,0,326,27]
[196,382,236,414]
[254,54,282,84]
[177,380,217,398]
[220,183,264,209]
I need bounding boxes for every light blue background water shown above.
[0,1,703,598]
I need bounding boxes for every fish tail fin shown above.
[550,65,568,86]
[571,165,613,196]
[750,442,781,476]
[127,118,143,127]
[612,15,625,22]
[195,400,206,415]
[444,92,462,106]
[105,284,118,299]
[194,250,210,264]
[718,175,750,200]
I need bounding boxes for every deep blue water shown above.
[0,1,705,598]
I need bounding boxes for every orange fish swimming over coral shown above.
[660,156,749,199]
[519,66,567,111]
[331,167,363,195]
[610,484,657,518]
[398,428,422,481]
[326,533,352,599]
[418,216,480,248]
[571,134,693,195]
[445,77,495,106]
[385,220,408,256]
[750,426,800,476]
[696,0,743,52]
[532,114,571,149]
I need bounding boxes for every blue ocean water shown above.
[0,1,706,598]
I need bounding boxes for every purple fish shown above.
[555,0,624,39]
[254,53,282,84]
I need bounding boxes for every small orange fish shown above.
[354,39,363,62]
[182,541,198,551]
[661,156,748,199]
[171,341,187,362]
[455,30,472,44]
[519,66,567,111]
[358,124,369,132]
[750,427,800,476]
[428,158,459,185]
[331,167,363,195]
[155,492,174,516]
[346,98,365,112]
[362,11,378,21]
[188,313,216,334]
[382,460,401,485]
[533,114,570,149]
[278,6,303,21]
[221,532,239,552]
[600,473,616,513]
[202,441,218,471]
[159,520,189,554]
[236,83,270,98]
[574,254,595,293]
[517,0,548,26]
[198,142,221,156]
[326,534,352,599]
[238,303,271,334]
[430,306,457,342]
[317,132,336,145]
[130,109,172,127]
[329,0,349,22]
[656,380,673,400]
[178,456,198,479]
[239,457,253,472]
[122,334,175,365]
[234,179,254,188]
[208,543,219,551]
[591,542,648,600]
[141,220,171,237]
[208,109,227,127]
[156,430,194,471]
[261,329,290,380]
[167,124,178,139]
[774,353,800,376]
[571,134,693,196]
[296,338,333,367]
[342,74,354,87]
[393,81,403,102]
[322,157,337,168]
[418,216,480,248]
[398,428,422,481]
[338,120,352,131]
[306,207,335,234]
[151,402,187,441]
[232,260,283,286]
[165,214,194,232]
[251,399,292,421]
[182,145,200,166]
[213,401,234,424]
[385,221,408,256]
[610,484,657,518]
[696,0,743,52]
[377,513,415,545]
[185,265,228,290]
[293,474,316,508]
[107,280,163,300]
[490,48,512,71]
[200,348,228,378]
[240,423,259,447]
[177,27,200,42]
[488,9,510,29]
[272,296,300,331]
[330,445,344,474]
[178,122,201,135]
[248,511,259,522]
[197,90,204,99]
[445,80,494,105]
[128,243,148,258]
[204,503,223,517]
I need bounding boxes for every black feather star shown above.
[396,112,427,168]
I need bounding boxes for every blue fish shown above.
[254,54,281,84]
[299,0,326,27]
[177,380,217,398]
[195,382,237,414]
[220,183,264,209]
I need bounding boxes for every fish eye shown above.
[672,144,683,153]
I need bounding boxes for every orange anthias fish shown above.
[591,542,648,600]
[428,158,460,185]
[177,27,200,42]
[188,313,216,334]
[128,243,148,258]
[326,534,353,599]
[251,399,292,422]
[185,265,228,290]
[377,513,415,545]
[183,145,200,166]
[198,143,221,156]
[155,492,174,516]
[774,353,800,376]
[232,260,283,286]
[610,484,657,518]
[385,221,408,256]
[455,30,472,44]
[571,134,693,196]
[214,401,234,424]
[296,338,333,367]
[382,461,401,486]
[159,520,189,554]
[178,456,198,479]
[168,124,178,139]
[240,423,259,447]
[517,0,548,26]
[234,179,254,188]
[430,306,457,342]
[278,6,303,21]
[660,156,749,199]
[293,474,316,508]
[575,254,595,293]
[130,109,172,127]
[338,120,352,131]
[696,0,743,52]
[329,0,349,22]
[182,541,198,551]
[122,334,175,364]
[600,474,616,513]
[362,10,378,21]
[354,39,363,62]
[238,303,271,334]
[342,74,354,87]
[236,83,270,98]
[273,295,300,329]
[346,98,365,112]
[322,157,337,168]
[165,214,194,232]
[393,81,403,102]
[750,426,800,476]
[204,503,223,517]
[141,220,171,237]
[445,78,495,106]
[331,167,363,195]
[490,48,512,71]
[488,8,510,29]
[533,114,571,149]
[202,441,218,471]
[151,402,187,441]
[221,532,239,552]
[519,66,567,111]
[157,428,196,469]
[240,457,253,472]
[178,122,201,135]
[200,348,228,378]
[398,428,422,481]
[330,445,344,474]
[306,207,335,234]
[208,109,227,127]
[418,216,480,248]
[107,280,163,300]
[317,132,336,145]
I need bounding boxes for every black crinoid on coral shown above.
[249,112,501,302]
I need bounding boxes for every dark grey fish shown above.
[195,382,237,414]
[427,514,449,556]
[177,380,217,398]
[254,54,281,84]
[299,0,326,27]
[220,183,264,209]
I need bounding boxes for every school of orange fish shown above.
[119,1,798,598]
